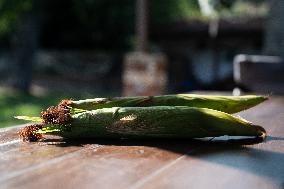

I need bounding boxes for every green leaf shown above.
[69,107,87,114]
[37,128,60,133]
[37,125,64,134]
[14,116,43,122]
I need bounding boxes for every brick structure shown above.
[123,52,168,96]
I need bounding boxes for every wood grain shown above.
[0,96,283,189]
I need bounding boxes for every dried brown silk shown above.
[18,100,73,142]
[41,100,72,125]
[18,124,44,142]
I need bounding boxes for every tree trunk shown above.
[136,0,148,52]
[263,0,284,58]
[11,8,39,93]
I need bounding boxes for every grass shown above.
[0,90,97,128]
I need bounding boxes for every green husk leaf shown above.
[56,106,266,139]
[37,125,64,133]
[68,94,268,114]
[69,107,87,114]
[14,116,43,122]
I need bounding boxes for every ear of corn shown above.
[46,106,265,139]
[16,94,268,142]
[68,94,268,114]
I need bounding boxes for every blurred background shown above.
[0,0,284,127]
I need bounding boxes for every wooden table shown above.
[1,96,284,189]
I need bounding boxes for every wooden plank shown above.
[2,140,201,189]
[0,126,201,189]
[139,145,284,189]
[0,125,25,144]
[134,96,284,189]
[0,126,85,183]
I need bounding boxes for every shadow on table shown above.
[43,135,283,148]
[44,135,268,148]
[43,135,284,182]
[187,139,284,183]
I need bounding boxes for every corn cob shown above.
[60,94,268,114]
[18,106,266,141]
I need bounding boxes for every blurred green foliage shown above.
[150,0,200,23]
[0,0,202,49]
[0,0,268,50]
[69,0,135,50]
[68,0,200,49]
[0,0,32,36]
[72,0,200,26]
